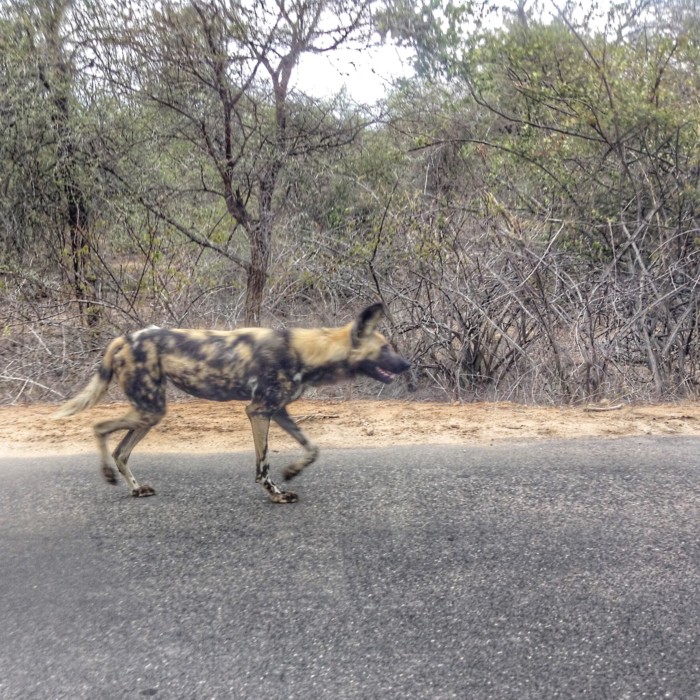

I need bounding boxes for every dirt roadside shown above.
[2,399,700,458]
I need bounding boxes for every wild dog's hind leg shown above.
[246,404,298,503]
[112,420,160,497]
[272,407,319,482]
[94,410,162,497]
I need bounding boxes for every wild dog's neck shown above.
[290,324,354,387]
[300,360,352,387]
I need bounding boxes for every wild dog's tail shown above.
[52,337,124,418]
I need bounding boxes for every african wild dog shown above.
[53,303,410,503]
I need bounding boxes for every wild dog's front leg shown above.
[272,408,319,481]
[245,404,298,503]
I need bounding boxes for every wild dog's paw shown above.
[282,466,302,481]
[131,485,156,497]
[102,464,118,485]
[282,448,318,481]
[270,490,298,504]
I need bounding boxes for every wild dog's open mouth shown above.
[375,367,397,383]
[359,350,410,385]
[367,363,405,384]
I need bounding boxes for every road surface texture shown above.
[1,438,698,699]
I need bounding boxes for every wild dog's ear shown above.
[351,303,385,345]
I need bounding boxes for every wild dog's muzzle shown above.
[360,347,411,384]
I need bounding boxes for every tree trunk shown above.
[65,179,98,327]
[244,222,270,326]
[243,169,277,326]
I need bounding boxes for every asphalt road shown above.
[1,438,699,700]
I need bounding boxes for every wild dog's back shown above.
[135,326,286,403]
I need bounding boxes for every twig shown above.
[0,375,65,402]
[295,413,340,423]
[582,404,624,412]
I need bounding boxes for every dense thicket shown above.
[2,0,700,404]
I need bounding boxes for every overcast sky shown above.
[293,41,415,105]
[290,1,618,104]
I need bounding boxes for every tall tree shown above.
[97,0,373,325]
[2,0,100,326]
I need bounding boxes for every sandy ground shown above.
[2,399,700,458]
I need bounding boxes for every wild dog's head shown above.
[349,303,411,384]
